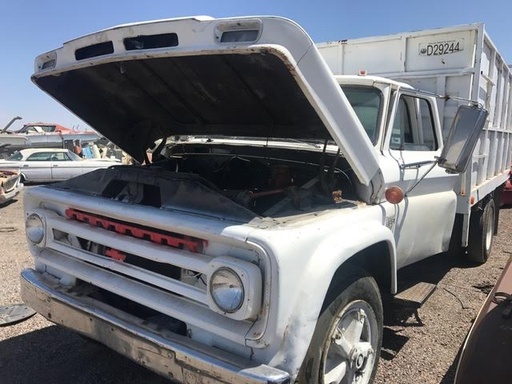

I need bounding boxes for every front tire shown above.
[297,267,383,384]
[467,198,495,264]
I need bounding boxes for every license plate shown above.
[419,39,464,56]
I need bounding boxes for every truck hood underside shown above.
[31,16,381,186]
[34,52,328,161]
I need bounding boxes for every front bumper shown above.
[20,269,290,384]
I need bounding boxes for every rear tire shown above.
[297,267,383,384]
[467,198,495,264]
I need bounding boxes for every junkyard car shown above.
[501,167,512,206]
[0,121,100,159]
[0,148,119,183]
[0,169,22,204]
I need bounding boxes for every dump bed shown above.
[318,23,512,213]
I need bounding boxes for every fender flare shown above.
[260,221,396,377]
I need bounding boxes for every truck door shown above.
[385,91,458,268]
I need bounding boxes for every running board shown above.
[394,282,437,307]
[392,282,437,325]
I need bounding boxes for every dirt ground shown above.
[0,188,510,384]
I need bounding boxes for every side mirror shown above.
[437,105,488,174]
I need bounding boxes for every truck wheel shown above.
[467,198,495,264]
[297,268,383,384]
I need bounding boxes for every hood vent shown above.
[75,41,114,61]
[220,30,259,43]
[124,33,179,51]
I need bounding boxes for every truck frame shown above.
[20,16,511,384]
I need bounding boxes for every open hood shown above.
[31,16,380,186]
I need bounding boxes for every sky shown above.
[1,0,511,132]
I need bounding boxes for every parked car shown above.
[502,167,512,206]
[0,169,22,204]
[0,148,119,183]
[0,120,100,159]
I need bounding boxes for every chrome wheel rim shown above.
[485,206,494,252]
[322,301,378,384]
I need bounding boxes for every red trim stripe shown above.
[65,208,203,253]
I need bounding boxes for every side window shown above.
[417,98,437,150]
[390,98,412,149]
[52,152,68,161]
[7,151,23,161]
[26,152,52,161]
[390,94,437,151]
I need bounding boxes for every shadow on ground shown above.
[379,250,477,362]
[0,325,171,384]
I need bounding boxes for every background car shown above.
[0,148,119,183]
[0,169,22,204]
[501,167,512,206]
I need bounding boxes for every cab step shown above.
[394,282,437,307]
[392,282,437,325]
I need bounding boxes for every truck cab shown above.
[339,75,458,267]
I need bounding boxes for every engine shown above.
[149,140,357,216]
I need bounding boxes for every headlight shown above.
[210,268,244,313]
[26,213,45,244]
[208,257,262,320]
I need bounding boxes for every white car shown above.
[0,169,23,204]
[0,148,119,183]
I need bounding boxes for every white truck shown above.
[20,16,511,384]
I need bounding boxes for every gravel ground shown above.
[0,188,510,383]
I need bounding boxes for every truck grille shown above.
[65,207,206,268]
[65,208,205,252]
[32,197,262,346]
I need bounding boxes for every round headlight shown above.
[210,268,244,313]
[26,213,45,244]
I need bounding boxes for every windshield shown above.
[67,151,82,161]
[7,151,23,161]
[341,85,383,145]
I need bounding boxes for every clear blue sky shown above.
[1,0,511,131]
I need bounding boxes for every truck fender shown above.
[266,221,396,377]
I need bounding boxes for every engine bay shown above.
[56,138,359,219]
[149,139,358,217]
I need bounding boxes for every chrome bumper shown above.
[20,269,290,384]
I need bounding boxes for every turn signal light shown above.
[385,186,404,204]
